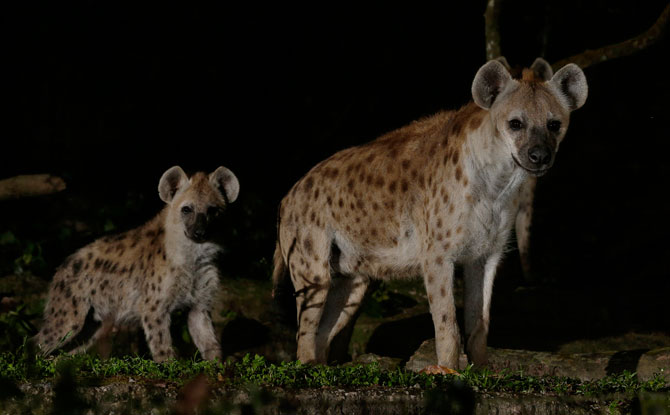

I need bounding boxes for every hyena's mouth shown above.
[185,230,208,243]
[511,154,550,177]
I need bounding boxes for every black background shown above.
[2,1,669,304]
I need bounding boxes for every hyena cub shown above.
[36,165,239,362]
[274,58,587,371]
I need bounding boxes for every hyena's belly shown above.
[333,228,422,280]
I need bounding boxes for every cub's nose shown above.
[527,145,551,166]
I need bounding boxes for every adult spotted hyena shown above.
[36,165,239,362]
[273,58,587,370]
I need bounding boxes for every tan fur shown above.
[36,166,239,362]
[274,58,587,368]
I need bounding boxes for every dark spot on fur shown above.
[388,181,397,193]
[305,177,314,192]
[452,149,460,164]
[72,260,82,274]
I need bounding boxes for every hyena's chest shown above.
[454,175,526,261]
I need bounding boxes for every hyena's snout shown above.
[527,144,552,168]
[517,128,558,175]
[186,212,213,243]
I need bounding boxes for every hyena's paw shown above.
[152,347,176,363]
[202,346,222,361]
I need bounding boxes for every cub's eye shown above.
[181,205,193,214]
[547,120,562,132]
[508,119,523,131]
[207,206,222,217]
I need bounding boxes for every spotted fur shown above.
[273,58,587,368]
[36,166,239,362]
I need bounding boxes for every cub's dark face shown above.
[178,195,226,243]
[158,166,240,244]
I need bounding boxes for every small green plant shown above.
[0,231,47,276]
[0,350,667,399]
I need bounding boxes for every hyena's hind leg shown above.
[515,177,536,283]
[35,281,91,356]
[317,272,369,363]
[288,234,332,364]
[68,315,116,357]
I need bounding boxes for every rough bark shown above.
[0,174,66,200]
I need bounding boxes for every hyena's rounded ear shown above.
[494,56,511,71]
[529,57,553,81]
[472,59,514,109]
[549,63,588,111]
[158,166,188,203]
[209,166,239,204]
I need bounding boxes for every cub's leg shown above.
[317,273,369,361]
[140,302,174,362]
[422,257,460,369]
[36,274,91,355]
[188,307,222,361]
[288,234,332,364]
[464,252,501,366]
[69,316,115,356]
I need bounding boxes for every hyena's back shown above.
[36,211,167,354]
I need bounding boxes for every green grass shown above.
[0,349,667,397]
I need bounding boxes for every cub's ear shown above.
[494,56,511,71]
[158,166,188,203]
[472,59,514,109]
[549,63,588,111]
[529,57,553,81]
[209,166,239,203]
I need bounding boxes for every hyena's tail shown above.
[271,240,297,327]
[34,264,91,356]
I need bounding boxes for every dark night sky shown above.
[2,1,669,290]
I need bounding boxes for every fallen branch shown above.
[552,2,670,70]
[0,174,66,201]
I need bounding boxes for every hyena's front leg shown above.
[188,307,221,361]
[464,252,501,366]
[422,257,460,370]
[141,303,174,362]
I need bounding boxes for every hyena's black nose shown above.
[528,145,551,166]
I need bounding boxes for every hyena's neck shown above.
[460,108,527,202]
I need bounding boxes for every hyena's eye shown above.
[508,119,523,131]
[207,206,222,217]
[547,120,561,132]
[181,205,193,214]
